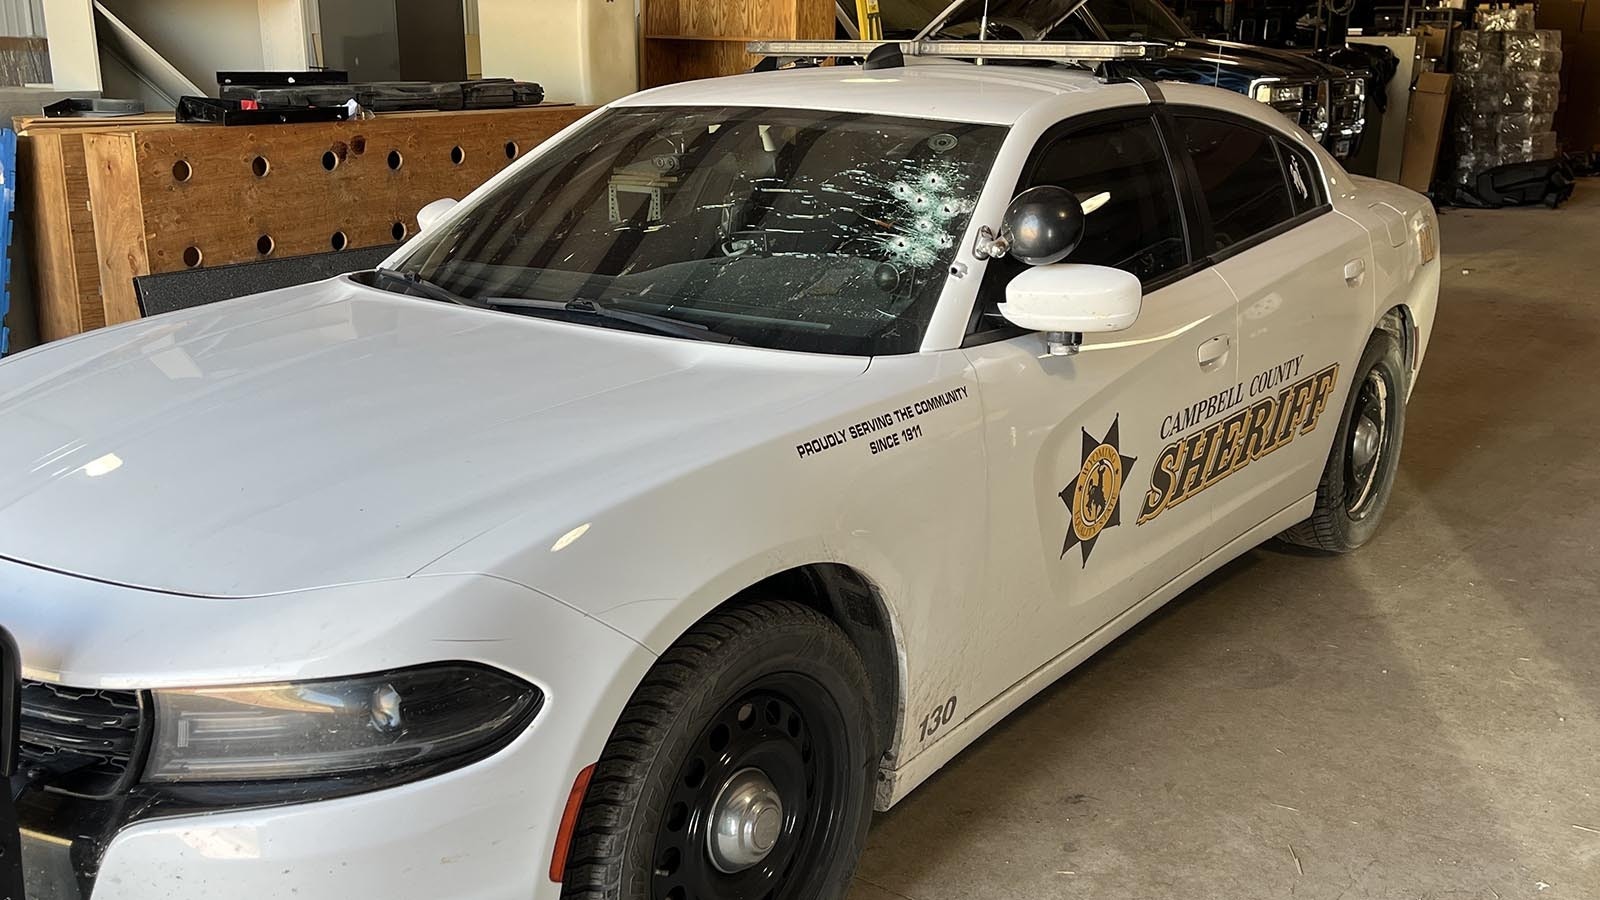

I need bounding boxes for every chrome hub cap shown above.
[1346,369,1391,517]
[1351,416,1381,471]
[706,768,784,873]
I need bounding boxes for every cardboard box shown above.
[1419,23,1455,58]
[1400,72,1453,192]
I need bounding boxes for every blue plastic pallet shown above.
[0,128,14,356]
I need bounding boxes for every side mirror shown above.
[416,198,459,234]
[999,264,1142,355]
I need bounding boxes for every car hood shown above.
[1165,39,1348,78]
[0,279,867,597]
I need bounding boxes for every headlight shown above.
[1253,82,1305,105]
[145,664,541,783]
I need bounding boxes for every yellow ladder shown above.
[855,0,883,40]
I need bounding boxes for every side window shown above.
[1277,138,1325,215]
[971,114,1188,335]
[1175,115,1296,253]
[1027,116,1188,280]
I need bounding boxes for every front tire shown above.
[561,599,877,900]
[1279,330,1407,552]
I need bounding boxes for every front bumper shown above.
[24,737,559,900]
[2,561,657,899]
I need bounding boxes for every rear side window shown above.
[1175,115,1296,253]
[1026,115,1188,281]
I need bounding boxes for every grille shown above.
[1327,76,1367,138]
[19,680,146,798]
[1251,78,1326,140]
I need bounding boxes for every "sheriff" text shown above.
[1138,363,1340,524]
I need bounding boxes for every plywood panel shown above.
[77,105,591,333]
[59,135,108,331]
[640,0,831,88]
[23,131,81,341]
[643,39,765,86]
[16,113,176,340]
[14,113,175,133]
[82,130,148,326]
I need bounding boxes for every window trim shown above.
[963,104,1198,346]
[1161,105,1334,266]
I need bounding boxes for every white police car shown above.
[0,40,1438,900]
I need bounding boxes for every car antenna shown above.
[863,42,905,69]
[1095,60,1129,82]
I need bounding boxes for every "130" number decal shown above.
[918,695,958,743]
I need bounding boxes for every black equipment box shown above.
[219,77,545,112]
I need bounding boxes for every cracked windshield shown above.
[398,106,1006,355]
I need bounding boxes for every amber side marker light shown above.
[550,763,597,882]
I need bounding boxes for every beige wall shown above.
[100,0,263,96]
[478,0,636,104]
[40,0,100,90]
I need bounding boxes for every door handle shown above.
[1197,334,1231,371]
[1344,257,1366,287]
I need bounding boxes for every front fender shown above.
[426,350,993,771]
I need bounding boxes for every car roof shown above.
[613,59,1111,126]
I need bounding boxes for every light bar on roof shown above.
[745,39,1167,61]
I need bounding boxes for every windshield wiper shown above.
[365,271,737,343]
[367,267,488,309]
[488,297,744,344]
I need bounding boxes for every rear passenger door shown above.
[1167,111,1373,540]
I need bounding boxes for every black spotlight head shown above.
[1001,185,1086,266]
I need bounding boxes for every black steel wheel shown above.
[652,675,852,900]
[1279,329,1407,553]
[1343,367,1393,519]
[561,600,876,900]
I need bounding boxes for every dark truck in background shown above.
[862,0,1374,158]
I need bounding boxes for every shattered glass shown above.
[399,106,1007,355]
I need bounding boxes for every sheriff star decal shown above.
[1060,417,1136,567]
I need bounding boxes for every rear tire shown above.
[1278,330,1407,553]
[560,599,877,900]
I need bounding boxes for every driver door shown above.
[964,110,1241,669]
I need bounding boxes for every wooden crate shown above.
[16,114,174,341]
[63,105,590,337]
[640,0,832,87]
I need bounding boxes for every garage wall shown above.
[0,0,46,37]
[315,0,400,80]
[97,0,263,99]
[478,0,636,104]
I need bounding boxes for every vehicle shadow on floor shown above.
[851,527,1580,899]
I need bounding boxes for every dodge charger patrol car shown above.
[0,39,1438,900]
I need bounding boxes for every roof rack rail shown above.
[745,39,1167,63]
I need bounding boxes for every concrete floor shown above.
[850,183,1600,900]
